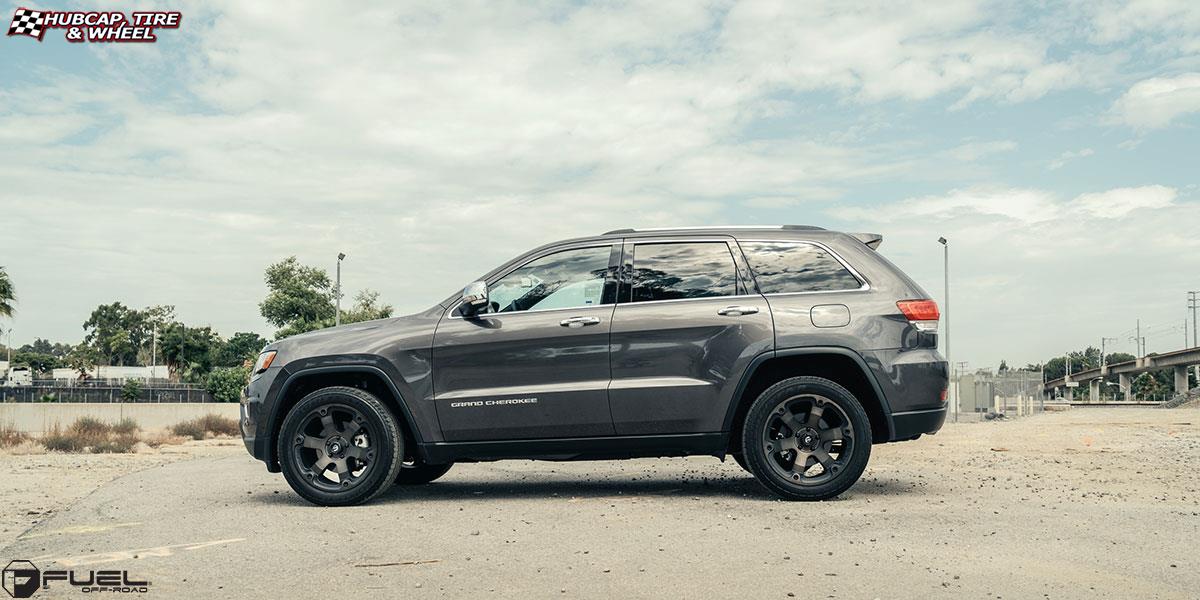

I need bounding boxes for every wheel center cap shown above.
[795,427,820,451]
[326,436,347,456]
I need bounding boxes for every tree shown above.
[998,360,1009,373]
[341,290,393,324]
[12,351,60,375]
[82,302,151,366]
[260,257,336,337]
[121,379,143,402]
[216,332,269,368]
[0,266,14,320]
[260,257,392,338]
[206,366,250,403]
[158,323,220,382]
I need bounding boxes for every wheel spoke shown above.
[820,427,844,442]
[345,445,367,461]
[777,411,803,433]
[333,458,352,481]
[319,413,335,436]
[340,418,362,439]
[813,448,834,469]
[806,404,824,428]
[301,435,324,450]
[312,453,333,473]
[768,435,798,454]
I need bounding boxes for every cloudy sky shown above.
[2,0,1198,369]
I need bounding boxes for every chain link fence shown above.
[0,381,216,403]
[957,370,1045,419]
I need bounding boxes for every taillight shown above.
[897,299,939,333]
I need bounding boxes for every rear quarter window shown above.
[740,241,862,294]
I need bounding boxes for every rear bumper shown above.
[890,405,947,441]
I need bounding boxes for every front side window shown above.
[739,241,862,293]
[629,242,737,302]
[487,246,611,313]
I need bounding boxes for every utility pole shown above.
[335,252,347,327]
[1189,291,1198,349]
[938,237,950,421]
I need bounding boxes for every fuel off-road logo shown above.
[3,560,150,597]
[7,7,180,43]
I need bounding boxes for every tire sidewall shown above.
[278,386,403,506]
[741,376,872,500]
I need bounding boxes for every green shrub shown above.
[121,379,142,402]
[205,366,250,403]
[38,393,57,403]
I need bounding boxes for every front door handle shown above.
[717,305,759,317]
[560,316,601,328]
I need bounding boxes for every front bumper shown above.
[240,366,282,466]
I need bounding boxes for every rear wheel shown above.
[396,460,453,485]
[278,386,403,506]
[741,376,871,500]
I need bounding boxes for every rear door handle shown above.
[717,305,759,316]
[560,316,601,328]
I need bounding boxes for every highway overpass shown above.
[1044,347,1200,402]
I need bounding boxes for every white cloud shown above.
[1111,73,1200,129]
[1047,148,1094,171]
[1069,185,1177,218]
[944,140,1018,162]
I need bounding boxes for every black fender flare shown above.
[721,346,895,440]
[265,363,426,466]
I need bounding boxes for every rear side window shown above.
[630,242,737,302]
[740,241,862,293]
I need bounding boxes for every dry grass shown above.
[171,414,240,440]
[0,423,30,448]
[42,418,140,454]
[10,414,239,454]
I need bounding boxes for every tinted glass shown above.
[488,246,611,313]
[630,242,737,302]
[740,241,861,293]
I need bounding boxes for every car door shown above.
[608,238,774,435]
[432,242,621,441]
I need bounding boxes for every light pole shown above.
[938,237,953,422]
[335,252,346,326]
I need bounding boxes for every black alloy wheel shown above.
[742,376,871,500]
[278,386,402,506]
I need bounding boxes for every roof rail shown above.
[602,225,825,235]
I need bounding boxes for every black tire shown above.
[741,376,872,501]
[278,386,403,506]
[396,461,453,485]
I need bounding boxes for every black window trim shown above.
[615,237,754,306]
[449,242,621,318]
[734,238,871,296]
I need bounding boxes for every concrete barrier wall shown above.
[0,403,241,435]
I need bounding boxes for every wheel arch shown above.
[266,365,424,471]
[724,347,894,452]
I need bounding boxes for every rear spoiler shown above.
[850,232,883,250]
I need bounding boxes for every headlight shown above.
[252,351,277,375]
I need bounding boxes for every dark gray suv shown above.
[241,226,948,506]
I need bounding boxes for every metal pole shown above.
[335,253,346,327]
[1189,291,1198,348]
[938,237,952,422]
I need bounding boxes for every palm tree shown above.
[0,266,14,332]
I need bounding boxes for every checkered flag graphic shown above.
[8,7,47,40]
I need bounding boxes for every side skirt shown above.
[419,432,728,464]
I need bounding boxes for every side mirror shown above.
[461,280,488,316]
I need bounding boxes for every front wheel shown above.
[278,386,403,506]
[741,376,872,501]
